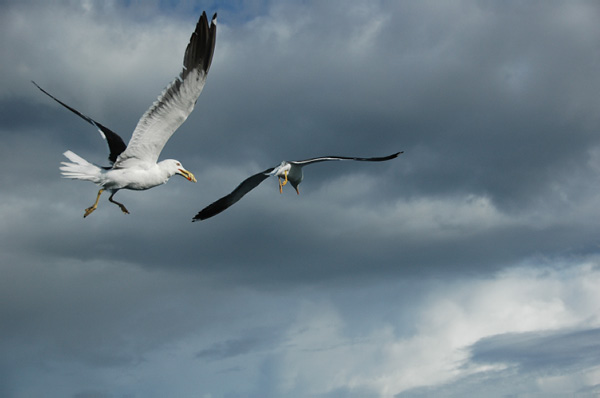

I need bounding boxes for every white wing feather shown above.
[114,12,216,168]
[116,70,208,167]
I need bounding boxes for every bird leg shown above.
[278,170,289,194]
[108,192,130,215]
[84,189,104,218]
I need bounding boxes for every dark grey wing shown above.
[291,151,403,166]
[193,167,274,221]
[32,81,127,164]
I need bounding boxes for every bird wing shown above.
[193,152,404,221]
[193,168,275,221]
[114,12,217,168]
[290,151,403,166]
[32,81,127,164]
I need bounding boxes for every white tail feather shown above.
[60,150,103,184]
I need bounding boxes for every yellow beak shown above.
[179,168,197,183]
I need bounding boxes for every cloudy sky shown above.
[2,0,600,397]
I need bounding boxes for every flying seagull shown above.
[193,152,403,221]
[33,11,217,217]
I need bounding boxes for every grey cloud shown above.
[194,324,291,363]
[470,327,600,373]
[397,327,600,398]
[196,334,271,361]
[3,1,600,397]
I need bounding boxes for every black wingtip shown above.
[368,151,404,161]
[192,168,274,223]
[192,205,218,222]
[183,10,218,77]
[385,151,403,160]
[388,151,404,159]
[31,80,47,94]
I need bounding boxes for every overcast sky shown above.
[2,1,600,397]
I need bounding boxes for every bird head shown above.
[164,159,196,182]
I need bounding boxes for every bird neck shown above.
[156,161,178,180]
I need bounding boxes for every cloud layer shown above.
[1,1,600,397]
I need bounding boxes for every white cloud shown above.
[234,259,600,397]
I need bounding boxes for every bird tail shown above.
[60,150,103,184]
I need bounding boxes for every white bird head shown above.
[162,159,197,182]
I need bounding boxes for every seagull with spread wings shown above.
[34,11,217,217]
[193,152,403,221]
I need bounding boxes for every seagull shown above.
[193,152,403,221]
[33,11,217,217]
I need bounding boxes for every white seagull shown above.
[193,152,403,221]
[34,11,217,217]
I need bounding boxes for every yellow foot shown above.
[281,170,288,186]
[84,189,104,218]
[278,170,289,194]
[83,206,97,218]
[108,192,129,215]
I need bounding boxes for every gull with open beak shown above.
[33,11,216,217]
[194,152,403,221]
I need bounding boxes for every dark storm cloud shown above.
[7,0,600,233]
[2,1,600,397]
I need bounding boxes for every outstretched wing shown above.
[115,12,217,167]
[193,168,274,221]
[193,152,404,221]
[32,81,127,164]
[290,151,403,166]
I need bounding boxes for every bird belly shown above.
[287,166,303,185]
[103,168,168,191]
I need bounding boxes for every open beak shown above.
[178,168,197,183]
